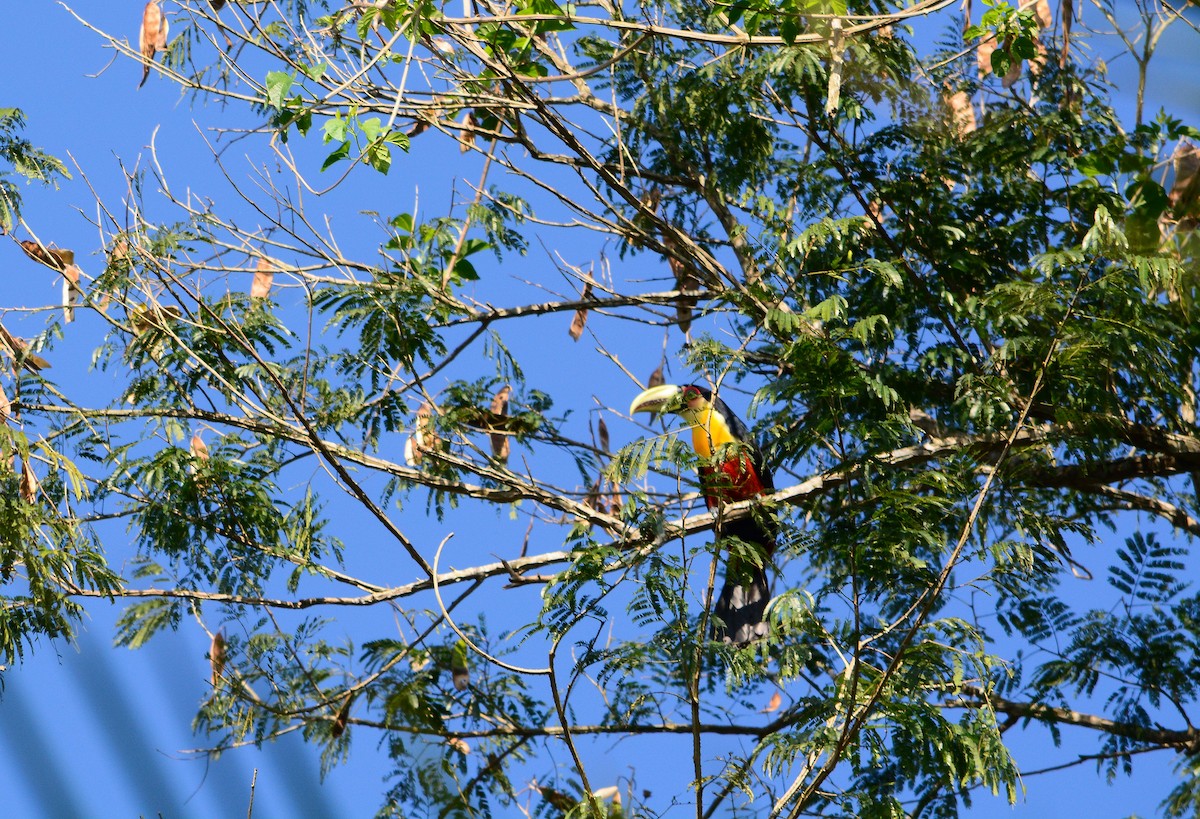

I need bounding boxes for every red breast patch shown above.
[699,454,765,508]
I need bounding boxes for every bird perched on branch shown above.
[629,383,775,644]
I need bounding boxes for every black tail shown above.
[711,516,775,644]
[713,563,771,644]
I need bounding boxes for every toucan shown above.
[629,383,775,644]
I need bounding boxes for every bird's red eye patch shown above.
[682,386,701,400]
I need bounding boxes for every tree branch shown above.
[950,685,1200,752]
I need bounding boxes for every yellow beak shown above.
[629,384,683,416]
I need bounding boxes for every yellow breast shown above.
[686,405,737,458]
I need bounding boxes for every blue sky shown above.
[2,1,1200,817]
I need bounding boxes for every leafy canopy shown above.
[6,0,1200,816]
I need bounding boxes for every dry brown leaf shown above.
[408,97,445,138]
[130,304,182,335]
[107,237,132,271]
[210,630,227,687]
[190,431,210,461]
[641,188,662,214]
[597,414,609,453]
[21,238,81,319]
[667,256,690,284]
[607,487,622,516]
[568,308,588,340]
[19,240,73,270]
[627,188,663,249]
[1001,45,1024,87]
[0,385,11,424]
[102,240,131,307]
[1060,0,1073,68]
[976,36,1023,86]
[0,324,50,373]
[583,476,620,519]
[1172,142,1200,197]
[406,402,441,466]
[1034,0,1053,31]
[490,385,511,462]
[674,300,695,332]
[665,246,699,292]
[209,0,227,9]
[1170,141,1200,231]
[538,786,576,813]
[19,460,38,503]
[138,0,169,89]
[251,257,275,299]
[458,111,477,152]
[331,692,354,739]
[1029,0,1054,75]
[761,690,783,713]
[866,198,885,225]
[648,363,664,390]
[584,476,603,513]
[979,35,998,77]
[568,279,593,341]
[976,34,996,76]
[944,89,976,137]
[489,384,511,416]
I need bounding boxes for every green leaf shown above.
[322,115,347,143]
[302,62,328,81]
[321,140,352,171]
[1127,176,1169,220]
[264,71,295,109]
[366,141,392,175]
[991,50,1012,77]
[781,18,799,44]
[459,238,491,257]
[385,130,411,151]
[804,294,848,323]
[114,599,181,648]
[360,117,384,141]
[726,0,748,26]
